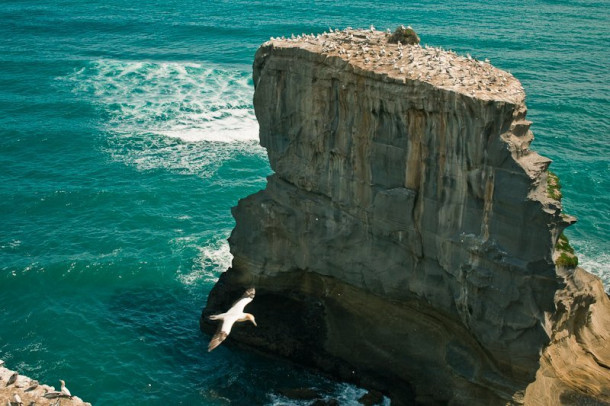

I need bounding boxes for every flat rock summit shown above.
[265,26,524,103]
[201,27,610,405]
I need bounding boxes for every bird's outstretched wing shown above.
[208,323,229,352]
[228,287,255,314]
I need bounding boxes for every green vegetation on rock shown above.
[556,233,575,254]
[547,170,562,200]
[555,233,578,268]
[546,172,578,267]
[387,25,420,45]
[556,252,578,268]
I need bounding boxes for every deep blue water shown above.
[1,1,608,404]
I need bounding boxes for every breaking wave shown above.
[174,234,233,287]
[66,60,264,177]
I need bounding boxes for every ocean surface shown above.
[0,0,608,404]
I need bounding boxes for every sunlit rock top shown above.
[265,26,524,103]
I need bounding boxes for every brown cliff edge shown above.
[202,27,610,405]
[0,361,90,405]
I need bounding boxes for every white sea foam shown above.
[572,240,610,294]
[175,236,233,286]
[267,383,390,406]
[0,239,22,250]
[66,60,264,177]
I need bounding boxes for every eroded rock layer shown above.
[201,28,610,405]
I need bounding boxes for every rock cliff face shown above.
[201,28,610,405]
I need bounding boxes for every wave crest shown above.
[66,60,264,177]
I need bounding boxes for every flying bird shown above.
[207,288,257,352]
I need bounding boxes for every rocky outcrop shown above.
[201,28,610,405]
[524,268,610,405]
[0,361,90,405]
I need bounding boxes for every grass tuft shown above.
[387,26,420,45]
[555,232,578,268]
[547,170,562,200]
[555,233,575,254]
[556,252,578,268]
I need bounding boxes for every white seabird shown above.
[207,288,257,352]
[60,379,72,398]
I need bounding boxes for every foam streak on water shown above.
[174,233,233,287]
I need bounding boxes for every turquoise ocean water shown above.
[1,1,608,404]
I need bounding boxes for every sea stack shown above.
[201,27,610,405]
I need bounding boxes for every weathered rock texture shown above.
[201,28,610,405]
[0,362,90,405]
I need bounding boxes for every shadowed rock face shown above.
[201,28,610,405]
